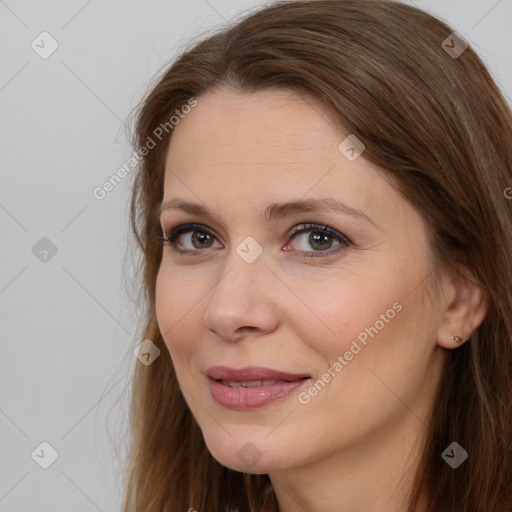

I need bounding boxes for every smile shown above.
[206,366,311,409]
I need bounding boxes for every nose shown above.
[203,249,279,343]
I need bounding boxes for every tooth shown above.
[240,380,263,387]
[220,379,281,388]
[222,380,242,388]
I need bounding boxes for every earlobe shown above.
[438,331,467,349]
[451,334,464,345]
[436,267,489,350]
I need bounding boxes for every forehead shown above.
[162,88,408,229]
[167,87,344,161]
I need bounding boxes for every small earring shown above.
[451,334,464,344]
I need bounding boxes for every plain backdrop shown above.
[0,1,510,510]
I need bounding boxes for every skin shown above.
[154,87,488,512]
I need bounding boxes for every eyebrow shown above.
[157,197,380,229]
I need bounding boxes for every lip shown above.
[206,366,311,409]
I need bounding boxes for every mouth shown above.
[206,366,311,409]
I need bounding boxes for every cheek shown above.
[291,264,430,404]
[309,281,435,417]
[155,266,203,357]
[289,272,402,359]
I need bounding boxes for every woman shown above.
[122,1,512,510]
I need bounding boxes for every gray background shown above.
[0,1,510,510]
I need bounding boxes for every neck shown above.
[269,410,430,512]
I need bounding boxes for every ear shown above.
[436,266,489,349]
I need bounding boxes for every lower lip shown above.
[209,378,310,409]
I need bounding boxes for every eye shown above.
[160,223,221,253]
[285,223,351,258]
[159,222,351,258]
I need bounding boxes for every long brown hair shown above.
[121,1,512,510]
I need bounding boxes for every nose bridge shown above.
[214,233,268,294]
[203,241,276,338]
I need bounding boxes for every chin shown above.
[201,428,294,474]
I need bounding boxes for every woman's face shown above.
[155,87,447,475]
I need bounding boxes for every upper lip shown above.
[206,366,310,382]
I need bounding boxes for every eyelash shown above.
[158,222,351,258]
